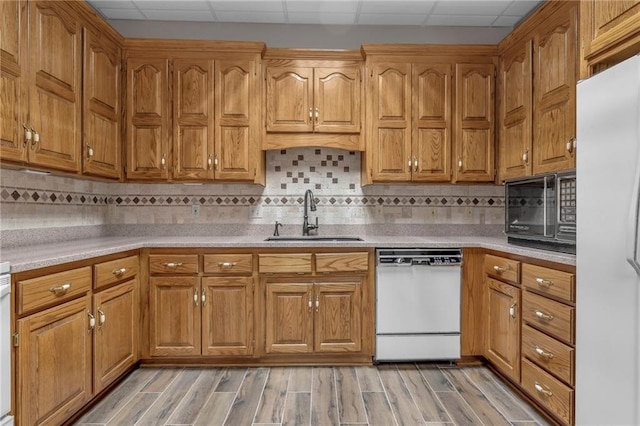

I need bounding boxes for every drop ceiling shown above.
[87,0,542,27]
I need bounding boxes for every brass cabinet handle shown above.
[87,144,94,158]
[315,294,320,312]
[161,153,166,169]
[112,267,127,276]
[493,265,508,273]
[194,289,199,306]
[97,307,106,327]
[32,130,40,147]
[87,311,96,331]
[535,346,554,359]
[522,149,529,164]
[201,289,206,306]
[162,262,183,268]
[458,158,463,170]
[219,262,237,269]
[308,292,312,312]
[214,154,219,170]
[23,123,32,147]
[534,382,553,397]
[566,137,576,154]
[535,277,554,287]
[413,158,418,172]
[50,283,71,294]
[309,108,313,119]
[407,157,412,168]
[208,155,212,170]
[509,302,516,319]
[314,107,319,121]
[534,310,554,321]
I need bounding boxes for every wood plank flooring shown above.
[76,364,549,426]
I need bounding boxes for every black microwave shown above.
[505,171,576,254]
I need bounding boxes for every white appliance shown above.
[0,262,13,425]
[375,248,461,361]
[577,54,640,425]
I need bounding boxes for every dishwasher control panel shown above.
[377,249,462,266]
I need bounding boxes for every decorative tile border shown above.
[0,188,109,205]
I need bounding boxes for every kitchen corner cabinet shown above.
[580,1,640,78]
[83,28,122,179]
[125,49,261,182]
[0,0,83,172]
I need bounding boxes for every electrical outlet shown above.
[191,205,200,217]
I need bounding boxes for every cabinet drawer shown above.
[315,252,368,273]
[17,266,92,315]
[521,358,574,425]
[523,291,575,344]
[94,255,139,290]
[522,264,575,303]
[149,255,199,275]
[484,254,520,283]
[203,254,253,275]
[522,324,574,386]
[259,254,312,274]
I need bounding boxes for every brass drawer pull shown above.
[87,311,96,331]
[219,262,237,269]
[493,265,508,273]
[535,277,554,287]
[534,382,553,397]
[50,283,71,294]
[163,262,183,268]
[509,302,517,319]
[535,346,554,359]
[97,307,106,327]
[112,267,128,276]
[534,310,554,321]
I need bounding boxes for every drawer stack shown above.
[521,264,576,425]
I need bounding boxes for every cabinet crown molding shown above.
[361,43,498,57]
[123,38,266,55]
[264,48,364,61]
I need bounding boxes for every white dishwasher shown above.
[375,248,461,362]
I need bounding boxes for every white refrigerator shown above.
[577,54,640,425]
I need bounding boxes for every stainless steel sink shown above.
[264,236,364,242]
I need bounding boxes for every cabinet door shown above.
[266,66,313,132]
[314,282,362,353]
[27,1,82,172]
[82,29,122,179]
[93,279,138,394]
[202,276,254,356]
[215,59,257,180]
[149,277,200,356]
[485,278,521,383]
[265,282,313,354]
[499,41,533,181]
[173,59,215,180]
[412,63,452,182]
[533,5,577,175]
[0,0,27,163]
[369,62,412,181]
[126,57,170,180]
[453,63,495,182]
[314,66,361,133]
[17,296,93,426]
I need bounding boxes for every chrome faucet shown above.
[302,189,318,236]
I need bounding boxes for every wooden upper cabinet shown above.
[581,1,640,77]
[27,1,82,172]
[266,67,313,132]
[172,59,215,180]
[83,28,122,179]
[314,67,361,133]
[125,57,170,180]
[368,62,412,181]
[533,4,577,175]
[412,63,452,182]
[0,0,27,163]
[215,59,257,180]
[499,41,533,181]
[453,63,495,182]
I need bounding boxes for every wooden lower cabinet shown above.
[485,278,520,382]
[93,279,138,394]
[264,278,363,355]
[17,295,93,426]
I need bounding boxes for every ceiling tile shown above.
[357,13,426,26]
[359,1,435,15]
[134,1,210,10]
[503,0,542,16]
[99,8,147,19]
[492,15,521,27]
[432,1,510,16]
[427,14,497,26]
[141,9,215,21]
[88,0,137,9]
[288,12,356,25]
[215,11,286,23]
[211,1,284,12]
[286,1,359,13]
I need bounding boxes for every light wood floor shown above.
[76,364,550,426]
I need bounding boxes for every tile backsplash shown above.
[0,148,505,231]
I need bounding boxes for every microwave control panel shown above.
[559,178,576,223]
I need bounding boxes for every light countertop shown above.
[1,235,576,273]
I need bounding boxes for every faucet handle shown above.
[274,221,283,236]
[308,217,319,234]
